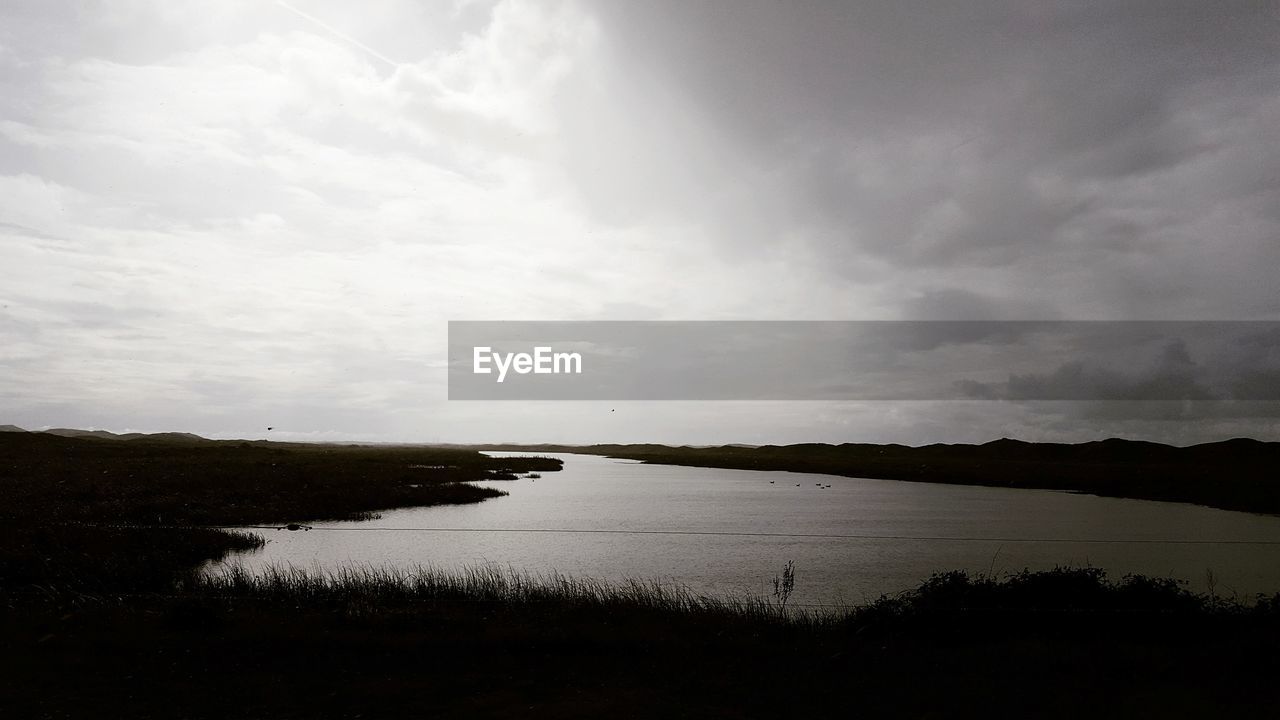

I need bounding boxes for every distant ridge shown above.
[118,431,209,442]
[43,428,123,439]
[0,424,28,433]
[39,428,208,442]
[476,437,1280,515]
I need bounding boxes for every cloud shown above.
[1,0,1278,442]
[577,0,1280,317]
[946,331,1280,431]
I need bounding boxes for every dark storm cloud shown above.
[582,0,1280,317]
[955,326,1280,425]
[903,289,1063,321]
[590,0,1278,184]
[992,342,1216,402]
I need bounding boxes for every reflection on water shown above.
[208,453,1280,606]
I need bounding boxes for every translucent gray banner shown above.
[447,321,1280,401]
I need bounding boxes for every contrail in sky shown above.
[275,0,400,68]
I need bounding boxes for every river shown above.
[206,452,1280,606]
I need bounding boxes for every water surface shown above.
[209,452,1280,606]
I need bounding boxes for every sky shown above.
[1,0,1278,445]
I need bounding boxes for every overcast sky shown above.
[2,0,1278,445]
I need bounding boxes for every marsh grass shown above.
[8,565,1280,717]
[191,563,824,625]
[174,562,1280,628]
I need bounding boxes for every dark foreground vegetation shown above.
[5,565,1280,718]
[0,431,560,593]
[4,430,1280,717]
[480,437,1280,515]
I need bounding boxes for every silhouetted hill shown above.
[117,431,209,442]
[0,424,27,433]
[478,437,1280,515]
[0,432,563,531]
[42,427,123,439]
[38,428,209,442]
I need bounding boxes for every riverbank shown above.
[5,432,1280,717]
[476,438,1280,515]
[0,432,560,593]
